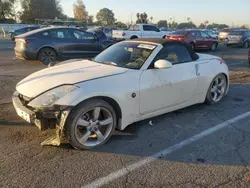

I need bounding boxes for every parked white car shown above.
[13,39,229,150]
[112,24,171,40]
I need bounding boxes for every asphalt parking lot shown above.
[0,41,250,188]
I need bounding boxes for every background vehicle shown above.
[112,24,171,40]
[13,39,229,150]
[202,29,218,39]
[10,26,40,41]
[14,27,115,65]
[218,28,241,42]
[226,30,250,48]
[166,30,218,51]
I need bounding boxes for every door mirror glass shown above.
[154,59,172,69]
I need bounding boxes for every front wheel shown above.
[210,43,217,51]
[65,99,117,150]
[205,74,227,104]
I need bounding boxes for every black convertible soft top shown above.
[132,38,199,61]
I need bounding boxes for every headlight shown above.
[28,85,78,108]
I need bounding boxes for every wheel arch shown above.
[72,95,122,123]
[130,35,138,39]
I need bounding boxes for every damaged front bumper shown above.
[12,91,72,146]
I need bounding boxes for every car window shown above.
[200,32,210,38]
[42,32,49,36]
[134,25,140,31]
[128,25,140,31]
[73,30,95,40]
[94,42,156,70]
[143,25,159,32]
[49,29,72,39]
[153,44,192,66]
[190,31,201,37]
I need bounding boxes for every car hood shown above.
[16,60,128,98]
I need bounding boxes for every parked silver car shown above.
[226,30,250,48]
[218,28,240,42]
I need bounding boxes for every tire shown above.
[205,74,227,104]
[10,34,15,41]
[65,99,117,150]
[38,48,57,65]
[243,41,249,49]
[210,42,217,51]
[162,35,166,39]
[226,44,231,47]
[130,36,138,39]
[190,43,195,51]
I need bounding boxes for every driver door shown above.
[139,44,199,115]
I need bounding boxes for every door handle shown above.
[195,64,200,76]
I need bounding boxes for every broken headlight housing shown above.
[28,85,78,108]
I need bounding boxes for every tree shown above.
[87,15,94,25]
[96,8,115,26]
[198,23,206,29]
[19,0,65,23]
[170,21,178,28]
[240,25,248,29]
[0,0,15,19]
[150,16,153,23]
[217,24,229,29]
[115,21,127,29]
[73,0,88,21]
[136,12,148,24]
[177,22,197,29]
[157,20,168,28]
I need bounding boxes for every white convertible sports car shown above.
[13,39,229,150]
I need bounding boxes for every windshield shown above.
[93,42,156,69]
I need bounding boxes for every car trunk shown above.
[112,30,125,39]
[166,34,187,41]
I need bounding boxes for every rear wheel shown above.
[243,41,249,49]
[205,74,227,104]
[191,43,195,50]
[10,34,15,41]
[38,48,57,65]
[65,99,117,150]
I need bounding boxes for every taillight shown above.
[122,32,126,36]
[167,36,171,39]
[25,39,31,43]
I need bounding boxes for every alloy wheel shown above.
[210,75,227,102]
[74,107,114,147]
[40,51,56,64]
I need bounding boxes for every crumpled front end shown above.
[12,91,72,146]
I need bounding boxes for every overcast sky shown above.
[60,0,250,26]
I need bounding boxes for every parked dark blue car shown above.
[14,27,115,65]
[10,26,40,41]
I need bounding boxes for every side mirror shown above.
[154,60,172,69]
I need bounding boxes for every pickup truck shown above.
[112,24,171,40]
